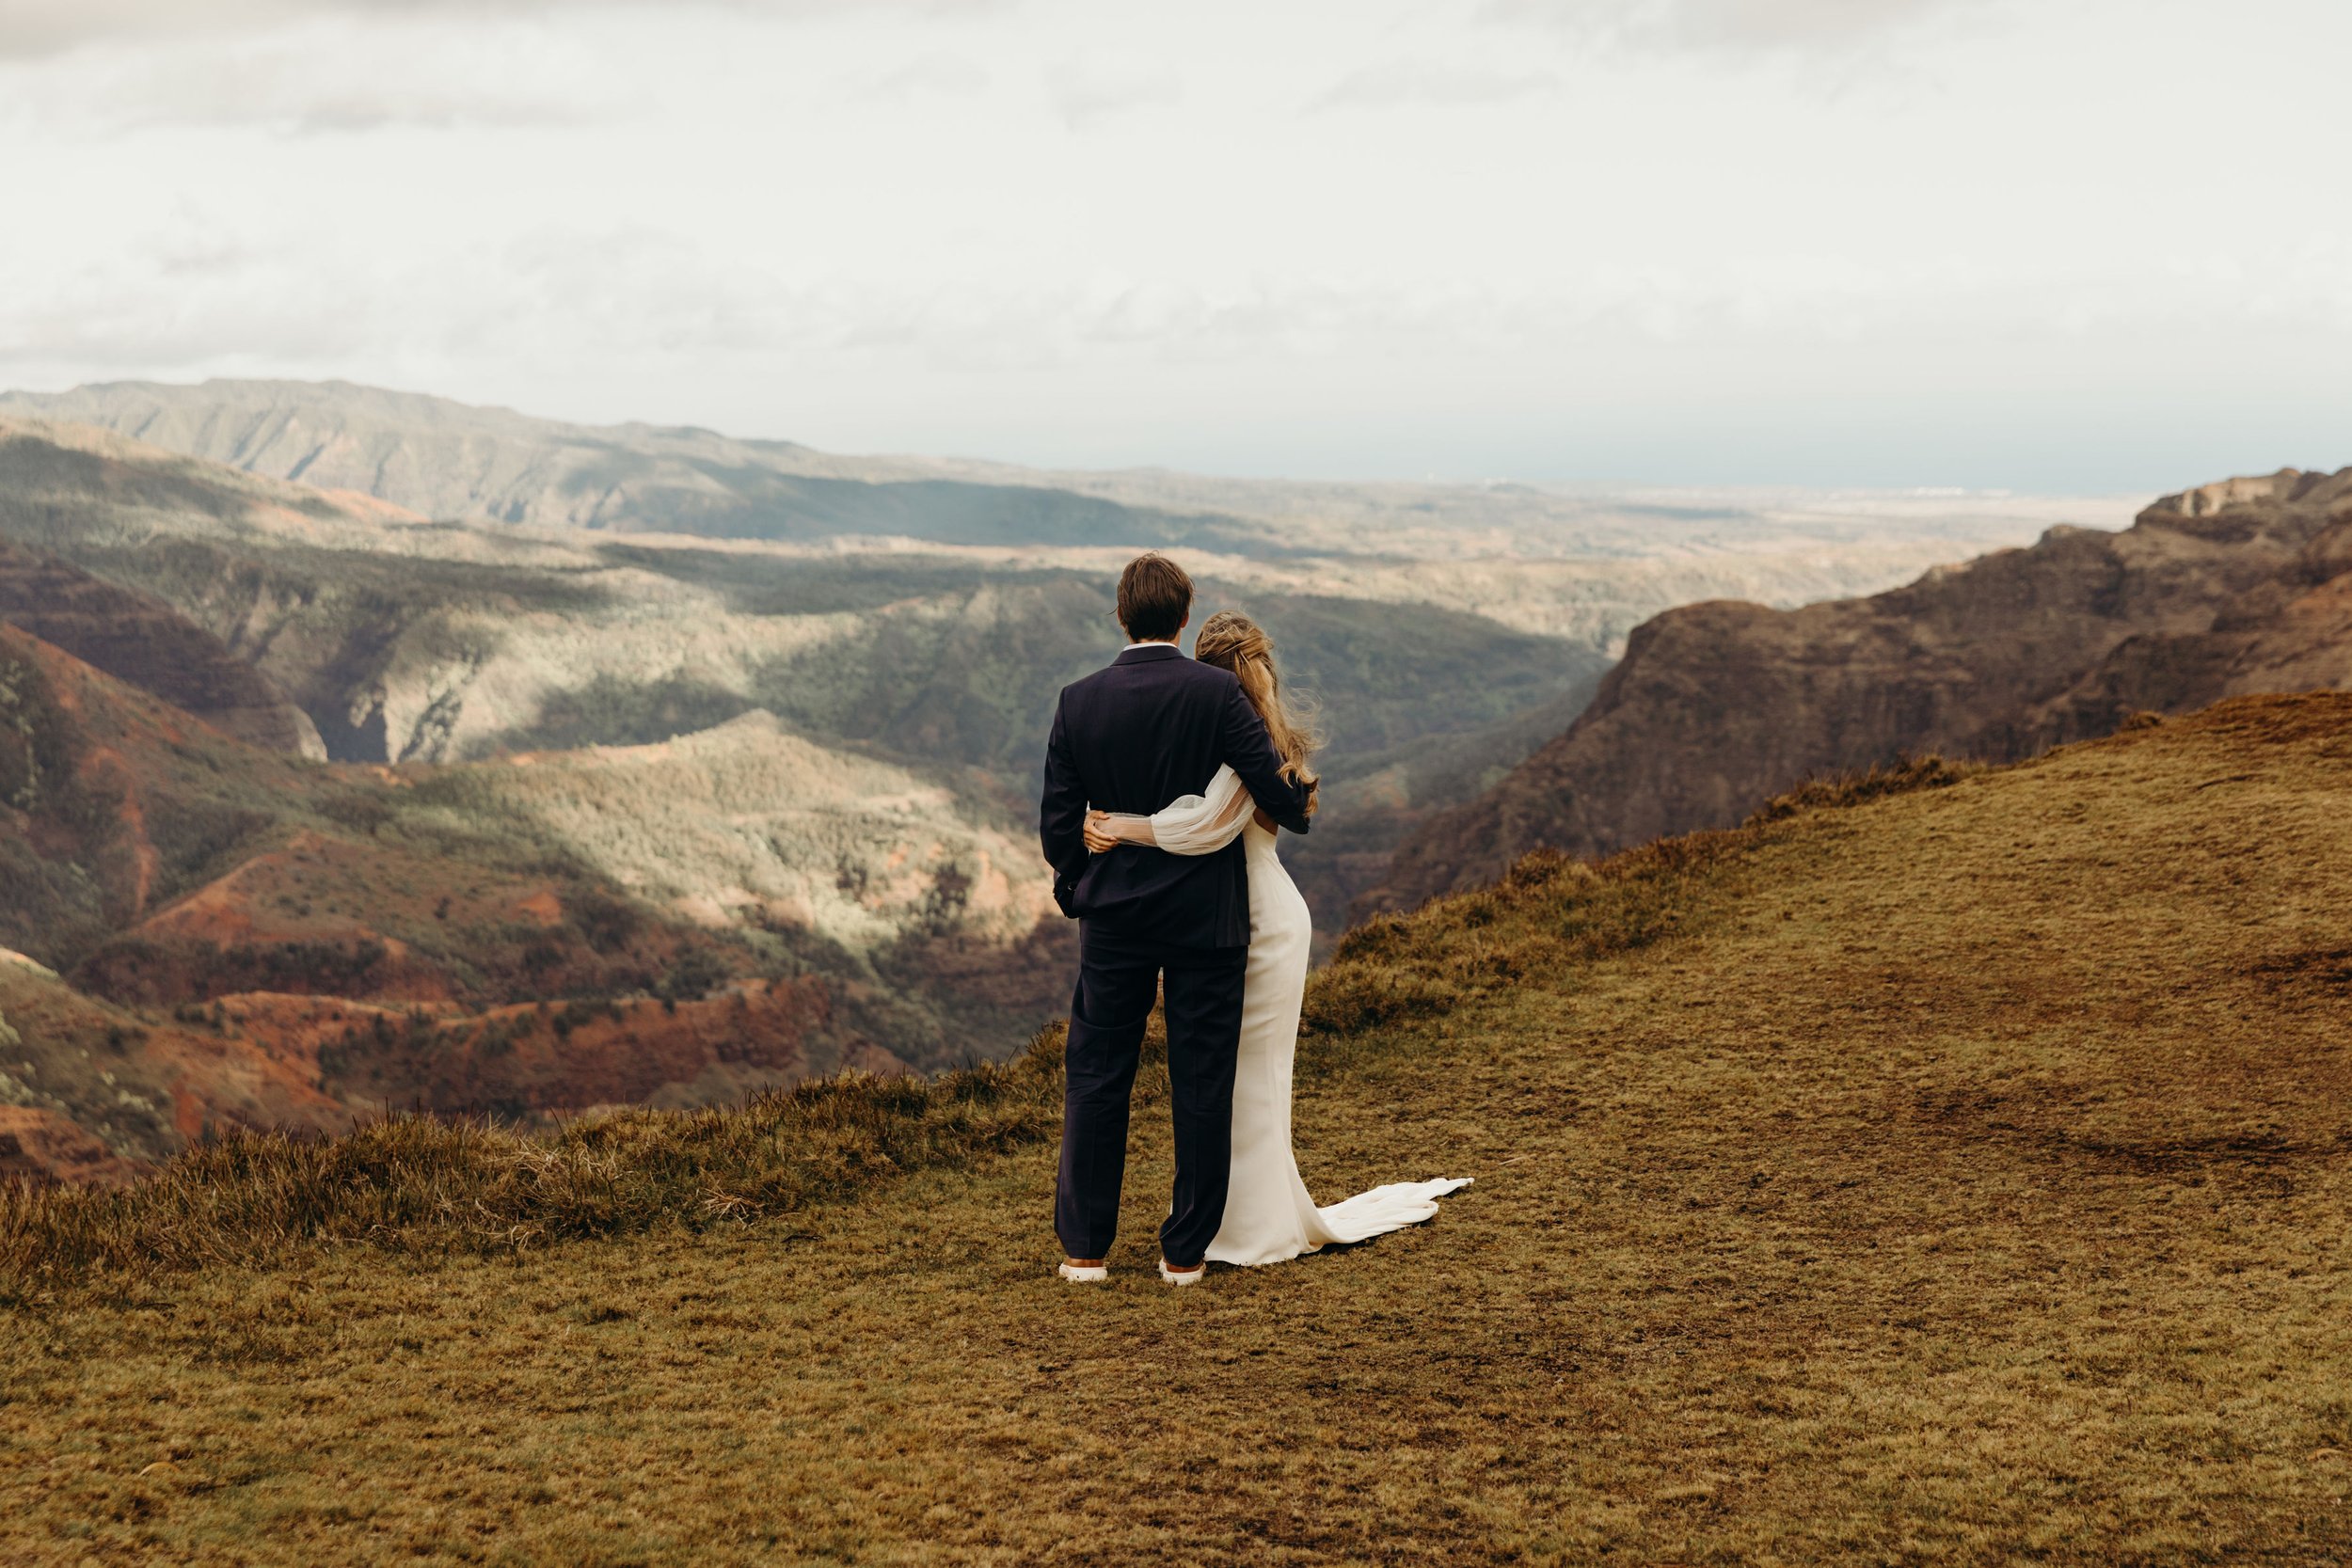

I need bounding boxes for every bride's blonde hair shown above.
[1193,610,1320,811]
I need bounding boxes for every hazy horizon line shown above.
[1,372,2213,501]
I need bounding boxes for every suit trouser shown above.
[1055,922,1248,1267]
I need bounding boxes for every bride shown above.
[1084,610,1470,1268]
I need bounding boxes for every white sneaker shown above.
[1057,1261,1108,1283]
[1158,1259,1205,1287]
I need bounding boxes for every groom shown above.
[1040,554,1315,1284]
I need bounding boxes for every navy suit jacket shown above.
[1041,642,1313,949]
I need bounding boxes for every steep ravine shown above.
[1374,467,2352,910]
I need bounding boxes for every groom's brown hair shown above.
[1116,553,1193,641]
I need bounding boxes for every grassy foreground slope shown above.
[6,695,2352,1564]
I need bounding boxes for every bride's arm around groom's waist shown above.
[1092,767,1253,856]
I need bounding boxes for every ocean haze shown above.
[0,376,2136,604]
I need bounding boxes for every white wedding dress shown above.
[1106,766,1470,1267]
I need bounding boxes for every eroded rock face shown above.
[0,1106,147,1187]
[214,981,899,1123]
[0,539,324,759]
[1374,468,2352,910]
[0,965,347,1175]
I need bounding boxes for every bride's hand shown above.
[1083,810,1120,853]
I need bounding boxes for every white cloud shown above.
[864,52,992,101]
[0,0,1009,60]
[0,0,501,59]
[4,5,649,134]
[1045,56,1182,131]
[93,49,612,134]
[1312,61,1562,110]
[1486,0,1996,53]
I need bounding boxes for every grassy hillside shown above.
[5,693,2347,1563]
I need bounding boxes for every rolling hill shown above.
[0,619,1053,1174]
[5,691,2347,1561]
[1375,465,2352,910]
[0,416,1589,1132]
[0,620,752,1011]
[0,946,342,1177]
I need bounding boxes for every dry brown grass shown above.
[0,1037,1070,1291]
[4,693,2351,1564]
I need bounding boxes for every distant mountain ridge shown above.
[1372,466,2352,910]
[0,378,1273,552]
[0,379,2131,630]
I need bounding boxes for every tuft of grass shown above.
[1304,825,1755,1039]
[0,1025,1071,1294]
[1742,751,1979,824]
[1298,751,1978,1042]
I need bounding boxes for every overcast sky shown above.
[2,0,2346,489]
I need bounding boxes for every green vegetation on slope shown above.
[4,694,2348,1563]
[1,418,1611,966]
[0,626,933,1151]
[0,626,736,1006]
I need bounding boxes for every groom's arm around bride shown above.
[1039,578,1311,944]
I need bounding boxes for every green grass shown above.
[4,694,2350,1564]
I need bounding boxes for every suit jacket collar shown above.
[1115,642,1184,664]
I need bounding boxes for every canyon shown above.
[0,382,2161,1180]
[1375,467,2352,909]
